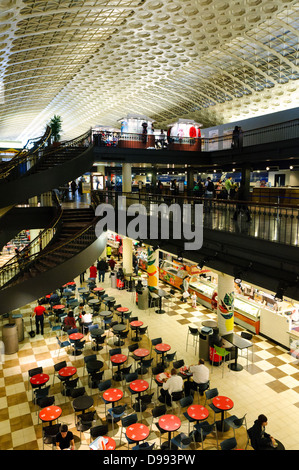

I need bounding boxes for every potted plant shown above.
[49,115,62,146]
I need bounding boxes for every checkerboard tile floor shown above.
[0,276,298,450]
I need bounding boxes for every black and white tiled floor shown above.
[0,275,298,450]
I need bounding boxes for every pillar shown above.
[217,273,234,335]
[147,247,159,289]
[122,237,133,274]
[241,163,251,201]
[40,192,52,206]
[122,163,132,194]
[187,169,195,196]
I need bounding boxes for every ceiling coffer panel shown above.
[0,0,298,141]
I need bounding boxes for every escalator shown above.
[0,201,106,314]
[0,129,95,209]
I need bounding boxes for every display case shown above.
[189,279,216,309]
[234,295,261,334]
[138,250,148,271]
[159,260,189,289]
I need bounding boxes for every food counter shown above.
[137,250,148,271]
[233,296,261,334]
[159,260,189,289]
[189,278,216,309]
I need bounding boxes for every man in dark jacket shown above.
[232,184,251,222]
[97,258,108,282]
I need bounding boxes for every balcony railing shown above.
[92,190,299,247]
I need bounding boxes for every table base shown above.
[71,350,82,356]
[215,420,230,432]
[155,309,166,314]
[228,363,243,371]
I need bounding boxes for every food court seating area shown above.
[0,270,297,450]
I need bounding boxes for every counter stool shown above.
[211,345,231,377]
[186,326,199,355]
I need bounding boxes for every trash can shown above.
[199,327,212,361]
[2,323,18,354]
[110,272,117,289]
[11,314,24,342]
[137,288,148,310]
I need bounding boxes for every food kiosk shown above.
[159,259,189,289]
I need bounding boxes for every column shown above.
[122,237,133,274]
[147,247,159,289]
[122,163,132,194]
[241,163,251,201]
[40,192,52,206]
[217,273,234,335]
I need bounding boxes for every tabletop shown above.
[53,304,65,309]
[117,307,129,312]
[179,366,192,377]
[155,372,171,383]
[113,324,126,332]
[158,414,181,432]
[103,388,123,403]
[90,436,116,450]
[105,296,115,301]
[155,343,171,352]
[89,299,100,304]
[157,289,168,297]
[126,423,150,442]
[69,333,84,341]
[86,360,103,371]
[73,395,94,411]
[130,320,143,327]
[133,348,150,358]
[59,366,77,377]
[222,333,253,349]
[110,354,127,364]
[30,373,49,385]
[212,396,234,411]
[99,311,112,317]
[39,405,62,422]
[187,405,209,421]
[90,328,105,336]
[78,288,89,293]
[129,379,149,393]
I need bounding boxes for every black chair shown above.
[76,410,96,440]
[220,437,237,450]
[42,423,61,450]
[90,424,109,444]
[28,366,43,392]
[53,360,67,386]
[150,405,168,447]
[171,390,184,412]
[70,387,86,399]
[173,359,185,370]
[120,413,138,448]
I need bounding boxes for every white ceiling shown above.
[0,0,298,143]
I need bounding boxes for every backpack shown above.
[207,181,214,192]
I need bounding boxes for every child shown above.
[191,292,197,309]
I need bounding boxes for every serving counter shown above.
[189,279,216,309]
[159,260,189,289]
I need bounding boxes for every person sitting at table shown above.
[185,358,210,396]
[56,424,75,450]
[49,291,60,307]
[248,414,278,450]
[63,311,77,331]
[159,368,184,406]
[81,310,93,335]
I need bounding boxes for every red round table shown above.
[69,333,84,341]
[212,396,234,432]
[158,414,181,449]
[130,320,143,341]
[155,372,171,384]
[133,348,150,375]
[103,388,123,408]
[187,405,209,422]
[126,423,150,443]
[130,379,149,413]
[53,304,65,309]
[90,435,116,450]
[39,405,62,424]
[59,366,77,378]
[155,343,171,366]
[30,373,49,386]
[110,354,127,381]
[117,307,129,324]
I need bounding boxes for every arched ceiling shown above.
[0,0,298,142]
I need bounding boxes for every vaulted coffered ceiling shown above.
[0,0,298,142]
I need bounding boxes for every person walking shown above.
[204,177,214,212]
[97,258,108,282]
[32,301,47,335]
[89,263,97,281]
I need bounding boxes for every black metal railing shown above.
[92,190,299,247]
